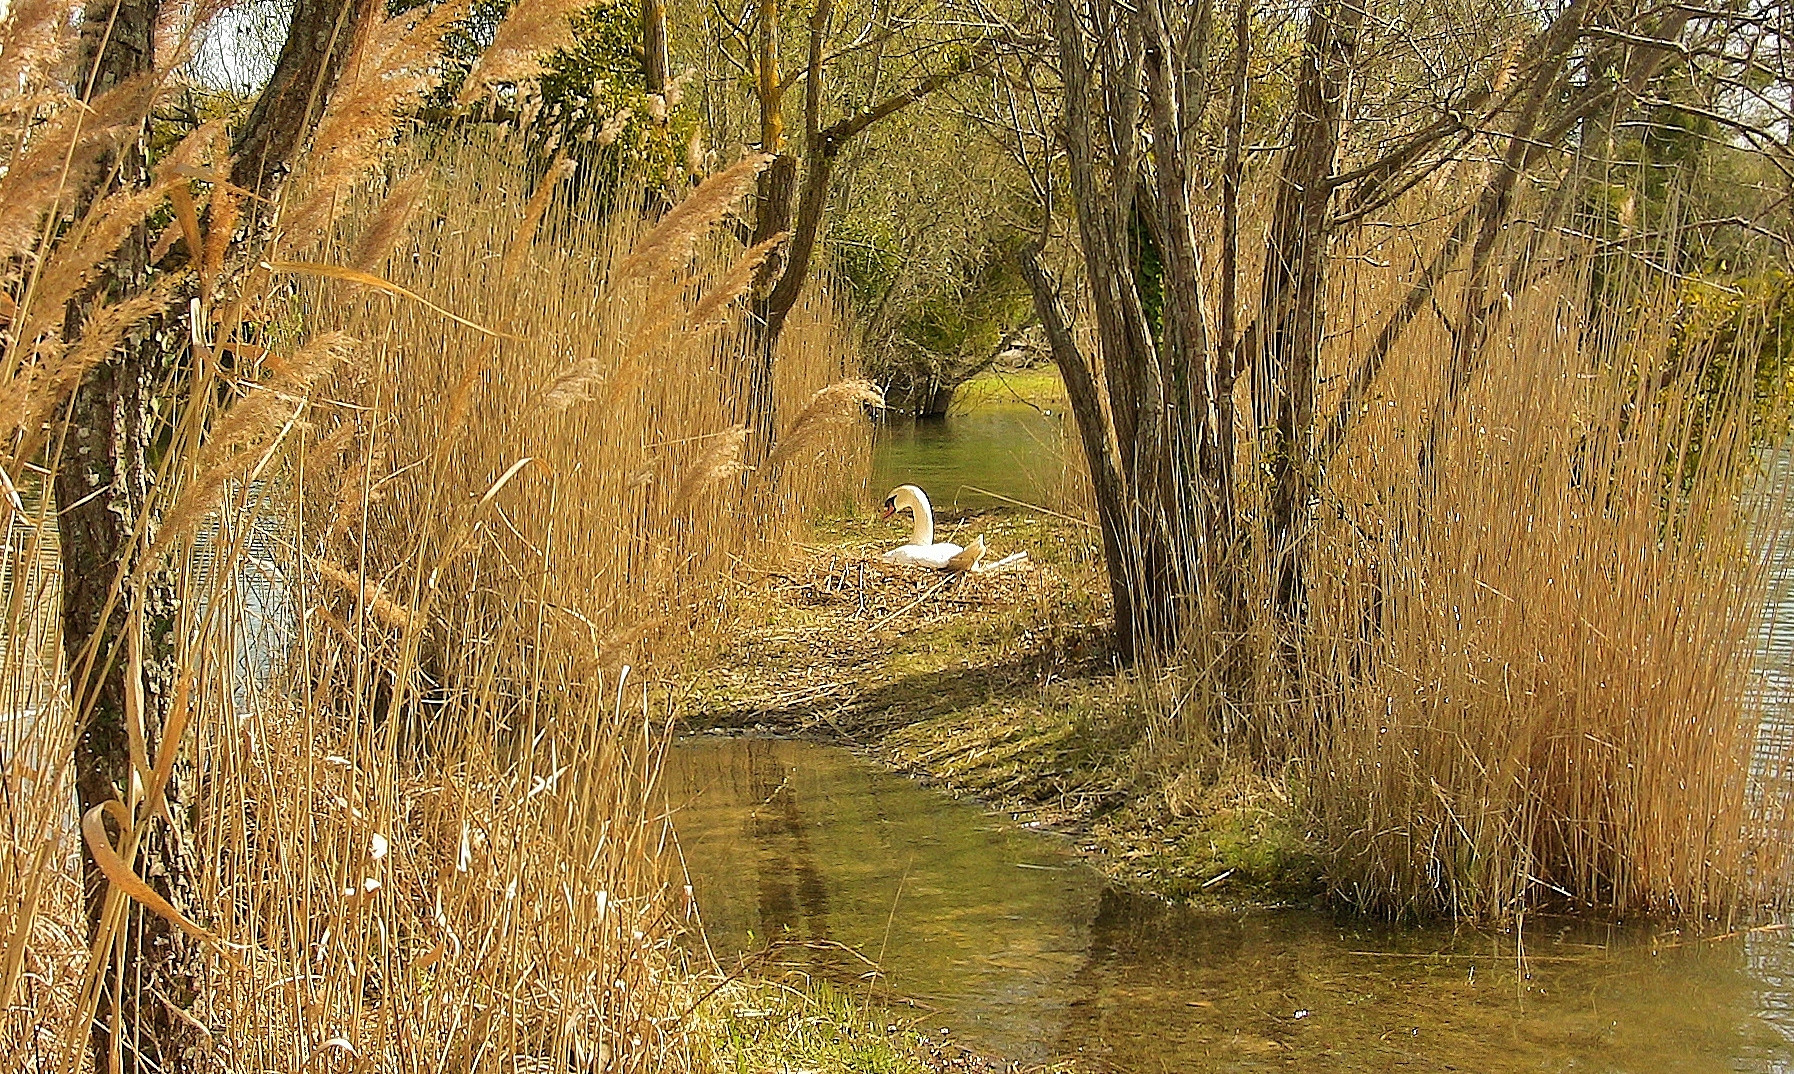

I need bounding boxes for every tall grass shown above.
[1218,212,1794,919]
[1,98,868,1071]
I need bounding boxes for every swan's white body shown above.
[879,485,974,569]
[878,484,1030,574]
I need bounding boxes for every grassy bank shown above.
[689,508,1327,909]
[695,976,1040,1073]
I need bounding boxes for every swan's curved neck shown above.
[902,488,934,546]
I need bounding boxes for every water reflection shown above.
[665,737,1794,1072]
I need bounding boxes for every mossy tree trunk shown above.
[54,0,376,1065]
[55,2,198,1068]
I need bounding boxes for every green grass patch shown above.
[952,366,1069,410]
[693,979,930,1074]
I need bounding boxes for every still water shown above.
[664,737,1794,1071]
[871,401,1072,513]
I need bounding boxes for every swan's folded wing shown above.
[945,536,985,573]
[972,551,1029,574]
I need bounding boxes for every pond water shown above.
[664,736,1794,1072]
[871,399,1073,513]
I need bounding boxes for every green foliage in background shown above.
[537,1,697,199]
[1670,271,1794,482]
[827,96,1039,408]
[414,0,695,205]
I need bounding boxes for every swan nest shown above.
[769,546,1047,631]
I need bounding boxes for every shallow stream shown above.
[665,736,1794,1072]
[684,397,1794,1071]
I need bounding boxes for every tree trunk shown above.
[57,2,200,1069]
[1018,247,1140,658]
[745,154,798,458]
[57,329,197,1074]
[1254,0,1361,622]
[232,0,379,193]
[641,0,670,95]
[738,0,973,463]
[53,0,378,1064]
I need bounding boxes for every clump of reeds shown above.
[1279,226,1794,919]
[0,0,870,1059]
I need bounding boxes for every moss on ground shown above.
[694,977,1037,1073]
[689,509,1326,912]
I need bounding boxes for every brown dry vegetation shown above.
[6,0,1794,1066]
[1,112,868,1074]
[1296,238,1790,919]
[704,210,1794,925]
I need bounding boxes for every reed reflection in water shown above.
[664,737,1794,1071]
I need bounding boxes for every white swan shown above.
[879,485,980,571]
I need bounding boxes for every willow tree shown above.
[1016,0,1710,664]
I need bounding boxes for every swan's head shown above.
[878,484,928,521]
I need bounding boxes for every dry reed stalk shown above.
[2,124,865,1067]
[0,0,77,111]
[18,181,173,337]
[198,183,243,291]
[4,273,186,440]
[1283,225,1792,919]
[502,154,578,273]
[327,437,388,546]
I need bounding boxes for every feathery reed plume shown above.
[311,558,418,632]
[158,333,358,546]
[673,426,749,511]
[7,274,185,440]
[284,1,469,240]
[0,0,77,109]
[597,618,660,664]
[20,181,173,338]
[456,0,588,103]
[612,153,771,284]
[690,234,786,327]
[502,154,576,273]
[539,337,611,413]
[154,0,238,74]
[0,75,159,261]
[765,380,883,469]
[351,173,431,272]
